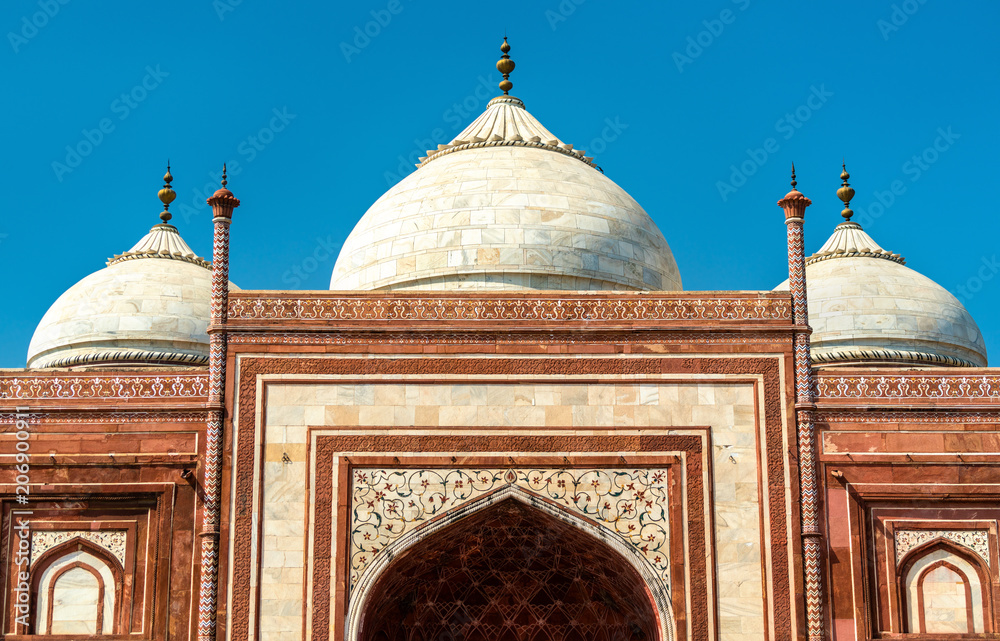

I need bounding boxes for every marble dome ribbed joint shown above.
[806,222,905,266]
[418,96,598,170]
[107,223,212,269]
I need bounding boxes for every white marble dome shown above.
[330,96,681,291]
[776,221,987,367]
[27,223,235,369]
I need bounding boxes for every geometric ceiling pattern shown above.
[358,499,660,640]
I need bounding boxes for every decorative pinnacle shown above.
[837,161,856,221]
[497,36,515,95]
[790,162,797,190]
[221,163,228,189]
[157,161,176,223]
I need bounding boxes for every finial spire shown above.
[157,161,176,224]
[221,163,228,189]
[837,161,856,221]
[790,162,797,190]
[497,36,515,95]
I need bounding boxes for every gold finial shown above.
[837,161,855,221]
[221,163,228,189]
[790,162,797,190]
[497,36,515,95]
[157,161,176,223]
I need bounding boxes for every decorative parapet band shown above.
[0,374,209,401]
[815,372,1000,400]
[227,293,793,324]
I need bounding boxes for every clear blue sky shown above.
[2,0,998,367]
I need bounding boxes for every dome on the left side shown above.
[27,222,235,369]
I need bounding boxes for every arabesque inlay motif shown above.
[31,530,127,566]
[816,374,1000,400]
[895,529,990,566]
[350,467,670,593]
[229,295,791,323]
[0,375,208,400]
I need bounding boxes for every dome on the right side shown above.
[775,174,986,368]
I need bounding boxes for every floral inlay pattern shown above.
[816,374,1000,400]
[31,530,128,566]
[895,529,991,566]
[229,294,791,323]
[0,375,208,400]
[350,467,670,592]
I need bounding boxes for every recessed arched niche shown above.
[356,498,661,641]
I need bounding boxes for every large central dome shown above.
[330,87,681,291]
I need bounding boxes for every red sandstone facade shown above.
[2,179,998,641]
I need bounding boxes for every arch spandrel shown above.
[349,467,671,594]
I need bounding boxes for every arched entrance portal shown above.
[358,498,660,641]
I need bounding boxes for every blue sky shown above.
[2,0,998,367]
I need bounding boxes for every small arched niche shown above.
[31,539,122,636]
[900,540,992,634]
[356,497,661,641]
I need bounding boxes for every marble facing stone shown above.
[258,379,765,641]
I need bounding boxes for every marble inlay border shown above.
[227,294,792,323]
[350,467,671,593]
[895,529,990,566]
[0,375,208,401]
[816,374,1000,400]
[30,530,127,566]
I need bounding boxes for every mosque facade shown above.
[1,40,998,641]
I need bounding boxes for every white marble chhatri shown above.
[27,223,238,369]
[776,220,986,367]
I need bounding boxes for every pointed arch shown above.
[30,537,124,635]
[348,484,674,641]
[898,538,992,633]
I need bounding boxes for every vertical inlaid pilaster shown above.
[778,167,825,640]
[198,168,239,641]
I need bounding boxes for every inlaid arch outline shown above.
[30,537,124,636]
[898,538,993,634]
[346,483,675,641]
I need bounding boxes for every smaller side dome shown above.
[27,168,236,369]
[776,219,987,368]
